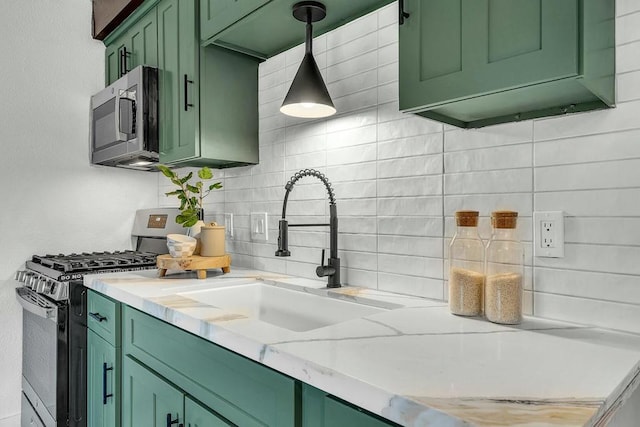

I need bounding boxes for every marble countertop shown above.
[84,268,640,427]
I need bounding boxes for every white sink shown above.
[178,283,391,332]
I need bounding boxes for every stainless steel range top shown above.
[16,250,158,301]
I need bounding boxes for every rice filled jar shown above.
[448,211,485,316]
[484,211,524,324]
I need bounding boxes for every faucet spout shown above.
[275,169,341,288]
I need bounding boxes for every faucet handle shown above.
[320,249,325,267]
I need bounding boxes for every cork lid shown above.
[491,211,518,229]
[455,210,479,227]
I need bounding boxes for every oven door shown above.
[16,287,68,427]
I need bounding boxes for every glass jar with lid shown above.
[484,211,524,324]
[448,210,485,316]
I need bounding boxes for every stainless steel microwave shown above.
[90,65,159,170]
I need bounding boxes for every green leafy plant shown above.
[158,165,223,228]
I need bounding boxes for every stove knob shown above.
[36,277,47,294]
[26,274,36,289]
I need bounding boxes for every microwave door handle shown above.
[15,288,58,323]
[114,95,135,141]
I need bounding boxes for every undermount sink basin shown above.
[178,283,390,332]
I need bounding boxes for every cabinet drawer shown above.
[122,306,296,427]
[88,290,121,345]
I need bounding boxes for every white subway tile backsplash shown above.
[378,116,442,140]
[378,154,442,178]
[444,169,532,195]
[564,217,640,246]
[378,216,443,237]
[214,5,640,334]
[326,143,377,166]
[535,188,640,216]
[617,41,640,73]
[444,194,533,216]
[378,133,442,161]
[378,196,443,216]
[326,107,377,133]
[444,122,532,152]
[616,11,640,45]
[535,243,640,276]
[378,273,444,300]
[327,12,378,48]
[535,268,640,305]
[535,159,640,191]
[333,87,379,115]
[327,69,378,99]
[326,51,378,83]
[326,124,377,149]
[378,2,399,28]
[378,235,442,258]
[617,70,640,102]
[534,293,640,334]
[445,144,531,173]
[534,129,640,166]
[378,176,442,197]
[326,32,378,67]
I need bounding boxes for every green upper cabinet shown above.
[201,0,394,59]
[200,0,270,45]
[103,0,260,168]
[399,0,615,128]
[157,0,200,164]
[105,9,158,85]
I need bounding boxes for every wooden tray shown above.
[157,254,231,279]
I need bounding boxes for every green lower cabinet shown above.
[185,397,233,427]
[122,356,184,427]
[123,356,233,427]
[303,385,397,427]
[87,330,120,427]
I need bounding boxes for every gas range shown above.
[16,250,158,301]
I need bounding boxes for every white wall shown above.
[216,1,640,335]
[0,0,159,422]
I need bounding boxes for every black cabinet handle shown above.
[102,363,113,404]
[119,47,130,77]
[184,74,194,111]
[167,413,179,427]
[399,0,410,25]
[89,312,107,322]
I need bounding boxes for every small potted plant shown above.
[158,165,223,228]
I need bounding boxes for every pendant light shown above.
[280,1,336,118]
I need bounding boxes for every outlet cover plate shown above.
[250,212,268,242]
[534,211,565,258]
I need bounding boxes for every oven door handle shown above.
[15,287,58,322]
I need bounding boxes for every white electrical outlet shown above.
[224,213,234,239]
[250,212,268,242]
[534,211,565,258]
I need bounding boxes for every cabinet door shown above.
[88,331,120,427]
[105,35,128,85]
[399,0,579,111]
[157,0,199,164]
[303,385,396,427]
[105,11,158,86]
[200,0,269,43]
[122,356,184,427]
[185,397,233,427]
[126,11,159,71]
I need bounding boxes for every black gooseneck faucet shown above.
[275,169,341,288]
